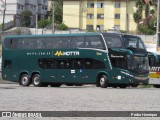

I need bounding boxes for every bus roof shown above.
[4,33,101,39]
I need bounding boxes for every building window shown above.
[115,14,120,19]
[87,14,94,19]
[97,14,104,19]
[97,25,104,30]
[86,25,93,30]
[97,2,104,8]
[115,2,121,8]
[17,5,20,9]
[87,2,94,8]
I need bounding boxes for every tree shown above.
[133,0,144,25]
[50,0,63,24]
[133,0,156,34]
[20,11,32,27]
[38,19,51,28]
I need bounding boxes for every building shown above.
[0,0,48,28]
[63,0,138,32]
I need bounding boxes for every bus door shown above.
[109,54,128,84]
[3,59,14,80]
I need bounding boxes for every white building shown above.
[0,0,48,28]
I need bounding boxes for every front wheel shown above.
[99,75,108,88]
[20,74,31,86]
[32,74,42,87]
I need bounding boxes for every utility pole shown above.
[2,0,6,34]
[36,14,38,34]
[52,0,55,34]
[126,0,129,33]
[157,0,160,51]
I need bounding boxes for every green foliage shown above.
[138,25,156,35]
[57,23,68,30]
[150,9,155,14]
[50,0,63,24]
[133,11,142,23]
[145,4,150,18]
[134,0,156,35]
[20,10,32,27]
[87,29,95,32]
[38,19,51,28]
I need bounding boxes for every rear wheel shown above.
[32,74,42,87]
[99,75,108,88]
[20,74,31,86]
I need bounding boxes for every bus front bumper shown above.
[133,76,149,84]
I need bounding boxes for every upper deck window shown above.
[4,35,106,50]
[123,36,145,49]
[103,35,124,48]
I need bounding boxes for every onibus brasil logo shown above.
[54,51,80,57]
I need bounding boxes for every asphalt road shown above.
[0,84,160,120]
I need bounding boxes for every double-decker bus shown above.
[2,33,150,88]
[102,33,151,87]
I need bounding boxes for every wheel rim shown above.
[33,76,40,86]
[22,76,29,85]
[100,77,105,86]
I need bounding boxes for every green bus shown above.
[2,33,149,88]
[102,33,151,87]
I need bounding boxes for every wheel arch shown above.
[31,71,40,80]
[19,71,30,83]
[96,72,110,84]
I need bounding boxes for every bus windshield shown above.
[128,56,149,71]
[123,35,145,49]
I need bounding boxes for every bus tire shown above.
[20,74,31,86]
[50,83,61,87]
[32,74,42,87]
[99,75,108,88]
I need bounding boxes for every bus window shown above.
[76,36,85,48]
[4,38,17,49]
[55,37,68,49]
[123,36,145,49]
[74,59,82,69]
[56,59,68,69]
[85,36,105,49]
[4,59,12,69]
[68,37,77,48]
[93,59,105,69]
[111,57,126,69]
[103,36,123,48]
[44,59,55,69]
[85,58,93,69]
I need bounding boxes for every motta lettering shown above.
[149,67,160,72]
[55,51,80,57]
